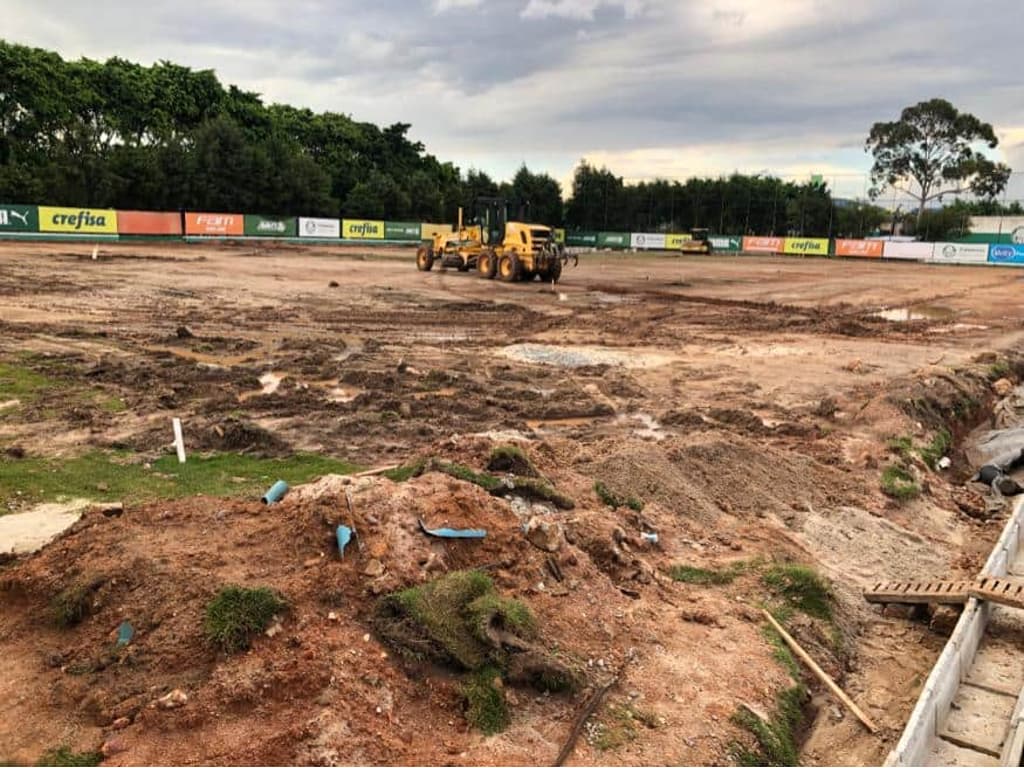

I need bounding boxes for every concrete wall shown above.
[886,497,1024,766]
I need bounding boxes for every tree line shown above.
[0,42,1016,240]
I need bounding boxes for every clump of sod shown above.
[375,571,579,735]
[204,585,286,653]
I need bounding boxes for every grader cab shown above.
[415,197,572,283]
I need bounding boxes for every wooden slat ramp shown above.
[864,577,1024,611]
[883,497,1024,767]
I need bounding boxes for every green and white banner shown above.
[0,204,38,232]
[384,221,422,241]
[597,231,630,249]
[710,236,742,251]
[566,231,598,247]
[244,214,297,237]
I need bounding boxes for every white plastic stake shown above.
[91,245,98,260]
[172,417,186,464]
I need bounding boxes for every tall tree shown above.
[866,98,1011,223]
[510,165,562,225]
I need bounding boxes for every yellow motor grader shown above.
[415,197,572,283]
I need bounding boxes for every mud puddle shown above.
[333,336,364,362]
[617,412,666,441]
[470,429,534,442]
[526,416,597,432]
[499,343,675,369]
[238,371,286,402]
[927,323,990,333]
[872,305,955,322]
[239,372,364,404]
[0,499,91,554]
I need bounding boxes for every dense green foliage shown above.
[564,161,873,236]
[866,98,1011,222]
[0,40,563,221]
[7,42,1005,239]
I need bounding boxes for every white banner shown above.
[970,216,1024,240]
[630,232,666,250]
[930,242,990,264]
[299,217,340,238]
[882,241,933,261]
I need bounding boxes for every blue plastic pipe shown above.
[336,525,353,559]
[262,480,289,505]
[418,517,487,539]
[116,621,134,647]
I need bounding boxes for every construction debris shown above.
[762,610,878,734]
[261,480,289,505]
[418,518,487,539]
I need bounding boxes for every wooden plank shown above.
[763,610,878,733]
[864,579,969,605]
[969,584,1024,611]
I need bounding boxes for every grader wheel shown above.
[499,252,522,282]
[416,246,434,272]
[477,250,497,279]
[549,258,563,283]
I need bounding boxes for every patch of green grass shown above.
[989,360,1011,379]
[887,435,914,459]
[504,477,574,510]
[762,564,833,621]
[667,563,743,585]
[594,481,644,512]
[486,445,539,477]
[593,702,660,751]
[431,460,503,492]
[204,585,286,654]
[919,428,952,470]
[888,430,951,471]
[34,746,102,767]
[375,570,535,670]
[881,464,920,501]
[382,458,427,483]
[761,623,801,681]
[95,394,127,413]
[0,362,55,405]
[0,450,360,512]
[51,583,93,628]
[463,666,509,735]
[730,685,806,766]
[952,395,979,419]
[151,453,359,497]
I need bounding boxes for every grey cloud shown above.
[4,0,1024,183]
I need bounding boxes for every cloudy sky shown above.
[5,0,1024,199]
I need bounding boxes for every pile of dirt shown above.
[581,433,864,526]
[0,449,800,765]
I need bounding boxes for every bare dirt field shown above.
[2,240,1023,766]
